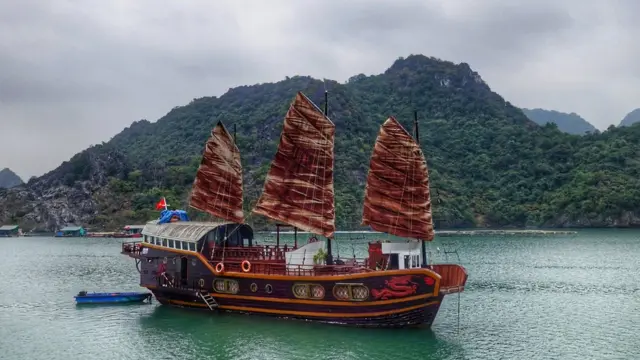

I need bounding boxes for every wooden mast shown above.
[414,110,428,267]
[324,90,333,265]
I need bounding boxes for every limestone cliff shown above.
[0,145,129,231]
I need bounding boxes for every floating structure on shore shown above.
[55,225,86,237]
[435,229,578,237]
[267,229,578,237]
[0,225,20,237]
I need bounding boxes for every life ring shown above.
[241,260,251,273]
[308,236,318,243]
[215,262,224,274]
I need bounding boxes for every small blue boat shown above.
[74,291,153,304]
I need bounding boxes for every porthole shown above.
[292,283,325,300]
[212,279,239,294]
[171,257,176,265]
[198,278,205,288]
[191,258,197,266]
[163,257,168,264]
[265,284,273,294]
[250,283,258,292]
[332,283,369,301]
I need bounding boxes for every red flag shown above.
[155,197,167,210]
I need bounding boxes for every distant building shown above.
[123,225,145,238]
[0,225,19,237]
[55,226,87,237]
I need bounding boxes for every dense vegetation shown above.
[522,108,597,135]
[0,168,23,189]
[5,54,640,231]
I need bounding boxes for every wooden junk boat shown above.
[121,91,468,328]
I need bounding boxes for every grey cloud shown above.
[0,0,639,179]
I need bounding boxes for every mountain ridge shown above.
[521,108,597,135]
[618,108,640,127]
[3,54,640,231]
[0,168,24,189]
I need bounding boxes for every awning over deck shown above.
[60,226,83,232]
[0,225,19,231]
[142,221,231,243]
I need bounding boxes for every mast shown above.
[252,91,336,241]
[233,123,237,143]
[361,116,435,245]
[324,90,333,265]
[189,121,244,223]
[414,111,428,267]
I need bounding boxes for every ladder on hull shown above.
[197,291,218,311]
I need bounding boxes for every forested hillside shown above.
[3,54,640,231]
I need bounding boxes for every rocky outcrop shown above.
[0,145,129,231]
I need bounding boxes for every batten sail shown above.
[252,92,336,238]
[361,117,435,241]
[189,121,244,223]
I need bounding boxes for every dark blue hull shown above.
[74,292,152,304]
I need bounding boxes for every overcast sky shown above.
[1,0,638,180]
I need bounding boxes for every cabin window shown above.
[412,255,419,268]
[404,255,410,269]
[182,242,188,250]
[168,239,174,248]
[162,238,167,247]
[143,235,148,243]
[189,243,196,251]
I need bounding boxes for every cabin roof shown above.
[60,226,83,231]
[0,225,19,231]
[141,221,234,243]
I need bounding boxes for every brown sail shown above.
[252,92,336,238]
[189,121,244,223]
[361,116,435,240]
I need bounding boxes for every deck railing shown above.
[207,245,295,262]
[207,257,373,276]
[121,241,143,256]
[429,264,468,293]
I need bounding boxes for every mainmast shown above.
[324,90,333,265]
[414,111,428,267]
[252,91,336,248]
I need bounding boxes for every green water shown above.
[0,231,638,360]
